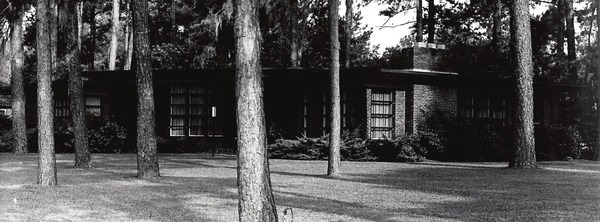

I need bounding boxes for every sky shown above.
[352,1,560,55]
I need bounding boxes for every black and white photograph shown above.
[1,0,599,221]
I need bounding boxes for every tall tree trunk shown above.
[557,0,565,55]
[328,0,341,177]
[565,0,577,78]
[50,0,58,72]
[171,0,177,43]
[289,0,300,67]
[37,0,58,185]
[427,0,435,43]
[596,0,600,161]
[234,0,278,220]
[63,0,92,168]
[492,0,502,51]
[89,2,96,70]
[77,1,83,52]
[344,0,353,68]
[109,0,120,70]
[509,0,537,169]
[133,0,160,179]
[11,9,28,155]
[124,0,133,70]
[1,37,10,86]
[416,0,423,42]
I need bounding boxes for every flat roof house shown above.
[23,45,590,153]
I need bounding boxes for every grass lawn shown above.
[1,154,599,221]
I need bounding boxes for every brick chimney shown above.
[397,42,455,75]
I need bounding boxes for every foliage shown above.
[157,136,225,153]
[535,124,583,161]
[50,115,128,153]
[0,115,13,152]
[268,129,432,162]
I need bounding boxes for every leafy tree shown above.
[509,0,537,168]
[233,0,278,220]
[133,0,159,179]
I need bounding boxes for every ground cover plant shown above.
[1,153,599,221]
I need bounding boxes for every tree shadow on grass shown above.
[4,154,599,221]
[270,164,600,221]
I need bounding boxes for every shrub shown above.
[535,124,582,161]
[269,129,428,162]
[46,115,128,153]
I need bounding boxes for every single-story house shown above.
[22,45,591,152]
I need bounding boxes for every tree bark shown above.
[37,0,58,185]
[565,0,576,78]
[124,0,133,70]
[328,0,341,177]
[492,0,502,51]
[427,0,435,43]
[344,0,352,68]
[289,0,300,67]
[108,0,120,70]
[89,1,96,70]
[63,0,92,168]
[77,1,83,52]
[509,0,537,169]
[133,0,160,179]
[557,0,565,55]
[1,36,10,86]
[11,9,28,155]
[50,0,58,72]
[596,0,600,161]
[416,0,423,42]
[234,0,278,220]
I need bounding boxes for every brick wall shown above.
[411,84,458,132]
[394,90,406,136]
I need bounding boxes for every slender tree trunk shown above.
[50,0,58,72]
[63,0,92,168]
[234,0,278,220]
[37,0,58,185]
[565,0,577,78]
[171,0,176,43]
[289,0,300,67]
[328,0,341,177]
[492,0,502,50]
[596,0,600,161]
[557,0,565,55]
[509,0,537,169]
[11,9,28,155]
[344,0,353,68]
[427,0,435,43]
[133,0,160,179]
[77,1,83,52]
[1,37,10,85]
[124,0,133,70]
[89,2,96,70]
[109,0,120,70]
[416,0,423,42]
[125,27,133,70]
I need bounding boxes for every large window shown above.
[170,84,223,137]
[460,94,506,120]
[370,90,394,139]
[54,96,103,117]
[302,91,328,138]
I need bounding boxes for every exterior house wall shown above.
[411,84,458,132]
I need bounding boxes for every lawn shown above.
[1,154,599,222]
